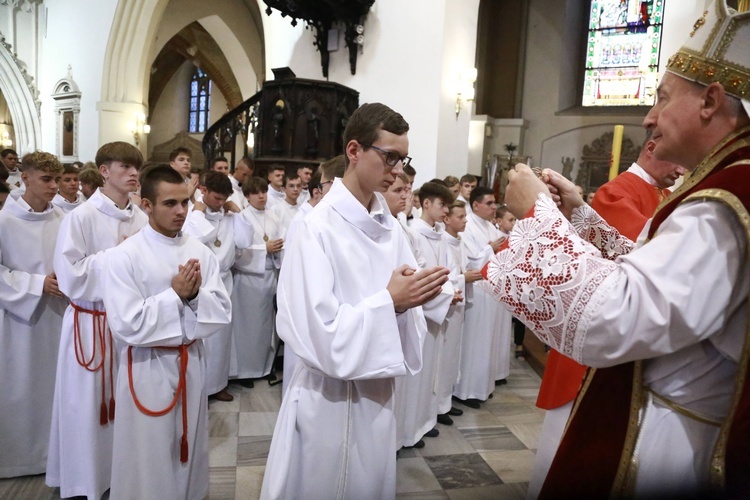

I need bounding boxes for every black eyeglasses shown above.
[318,180,333,191]
[362,144,412,168]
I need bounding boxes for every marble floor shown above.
[0,356,543,499]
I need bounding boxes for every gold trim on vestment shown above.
[611,128,750,495]
[612,361,644,497]
[645,387,723,426]
[682,179,750,490]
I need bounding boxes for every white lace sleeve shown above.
[484,195,618,361]
[569,203,634,260]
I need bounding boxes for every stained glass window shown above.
[582,0,665,107]
[188,68,212,133]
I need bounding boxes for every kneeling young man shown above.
[103,165,231,500]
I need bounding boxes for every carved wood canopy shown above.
[262,0,374,77]
[575,130,640,192]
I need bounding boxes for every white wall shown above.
[261,0,479,187]
[39,0,118,162]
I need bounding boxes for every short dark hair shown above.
[1,149,17,158]
[169,147,192,162]
[211,156,229,169]
[243,176,268,196]
[283,171,300,187]
[79,167,104,187]
[460,174,478,185]
[62,164,80,175]
[72,161,84,168]
[140,164,185,203]
[428,178,448,186]
[237,156,254,171]
[96,142,143,169]
[343,103,409,167]
[21,151,64,175]
[418,181,454,206]
[203,170,233,196]
[0,182,10,194]
[308,170,322,196]
[297,165,313,173]
[319,155,346,180]
[403,164,416,177]
[470,186,494,208]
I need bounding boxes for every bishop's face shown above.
[643,73,705,170]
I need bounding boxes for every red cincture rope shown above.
[127,341,195,463]
[72,303,115,425]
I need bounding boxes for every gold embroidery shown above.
[690,10,708,37]
[682,182,750,491]
[612,361,644,496]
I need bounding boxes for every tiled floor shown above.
[0,357,543,499]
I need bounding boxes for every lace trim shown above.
[570,204,634,260]
[485,195,618,360]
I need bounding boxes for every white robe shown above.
[103,224,231,500]
[266,186,286,209]
[453,212,507,400]
[6,168,22,190]
[270,198,299,238]
[229,176,249,210]
[260,179,427,500]
[182,207,253,394]
[281,201,313,395]
[52,192,85,214]
[47,189,147,500]
[490,229,513,382]
[440,231,467,414]
[394,218,454,447]
[230,205,282,379]
[487,196,749,496]
[0,195,66,477]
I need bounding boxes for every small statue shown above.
[561,156,576,180]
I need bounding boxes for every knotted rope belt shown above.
[127,341,196,463]
[72,302,115,426]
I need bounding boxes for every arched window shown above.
[189,68,212,133]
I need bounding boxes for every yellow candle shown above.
[609,125,624,181]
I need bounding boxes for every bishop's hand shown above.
[541,168,585,220]
[505,164,551,219]
[387,265,450,313]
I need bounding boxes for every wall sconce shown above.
[455,68,478,119]
[0,131,12,148]
[128,113,151,147]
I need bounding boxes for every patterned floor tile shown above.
[236,436,273,466]
[396,457,443,493]
[208,466,237,499]
[458,426,527,452]
[479,449,536,483]
[209,411,239,437]
[423,453,502,490]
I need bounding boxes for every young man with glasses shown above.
[262,103,449,499]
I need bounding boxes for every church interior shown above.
[0,0,731,498]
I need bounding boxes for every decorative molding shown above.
[0,0,43,14]
[0,29,41,152]
[0,31,40,114]
[51,66,82,162]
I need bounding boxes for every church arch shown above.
[0,35,41,153]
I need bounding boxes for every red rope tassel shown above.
[72,303,113,426]
[128,342,194,463]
